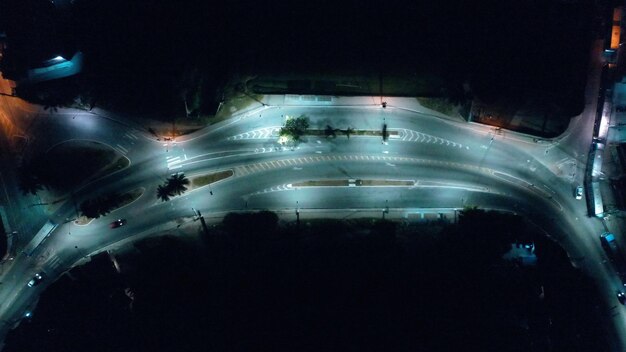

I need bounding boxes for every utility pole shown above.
[192,208,209,237]
[382,123,388,144]
[296,201,300,227]
[379,70,383,106]
[382,200,389,219]
[172,115,176,140]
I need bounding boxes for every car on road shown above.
[27,272,44,287]
[618,291,626,304]
[601,232,620,255]
[575,186,583,200]
[109,219,127,229]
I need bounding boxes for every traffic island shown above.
[303,129,399,138]
[74,188,144,226]
[25,140,130,213]
[189,169,234,190]
[291,179,414,187]
[45,140,129,191]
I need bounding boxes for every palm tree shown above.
[156,184,173,202]
[344,127,354,139]
[79,198,100,218]
[80,194,117,219]
[167,173,190,196]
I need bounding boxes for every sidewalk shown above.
[260,94,464,122]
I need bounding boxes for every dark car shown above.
[617,291,626,304]
[27,272,44,287]
[109,219,127,229]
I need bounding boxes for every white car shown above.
[575,186,583,200]
[27,272,44,287]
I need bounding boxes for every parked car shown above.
[27,272,44,287]
[575,186,583,200]
[109,219,127,229]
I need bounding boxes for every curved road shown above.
[0,96,622,349]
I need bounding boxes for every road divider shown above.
[290,179,415,188]
[189,170,234,190]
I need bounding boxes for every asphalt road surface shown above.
[0,73,624,349]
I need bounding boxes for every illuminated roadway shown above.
[0,55,625,350]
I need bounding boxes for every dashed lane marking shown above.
[231,154,488,178]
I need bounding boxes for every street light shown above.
[382,200,389,219]
[296,201,300,226]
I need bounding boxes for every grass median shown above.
[190,170,234,189]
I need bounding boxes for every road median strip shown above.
[291,179,414,188]
[190,169,234,190]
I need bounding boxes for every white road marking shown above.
[227,126,281,140]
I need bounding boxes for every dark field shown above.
[3,211,609,352]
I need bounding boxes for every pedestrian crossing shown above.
[124,131,139,141]
[166,154,188,170]
[47,254,63,270]
[113,130,140,155]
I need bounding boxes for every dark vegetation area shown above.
[0,0,592,121]
[79,192,132,219]
[17,140,121,195]
[156,173,190,202]
[0,216,6,259]
[3,209,608,352]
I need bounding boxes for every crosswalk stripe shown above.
[48,256,62,268]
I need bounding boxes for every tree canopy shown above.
[279,116,309,141]
[156,173,190,202]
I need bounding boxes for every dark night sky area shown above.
[0,0,593,117]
